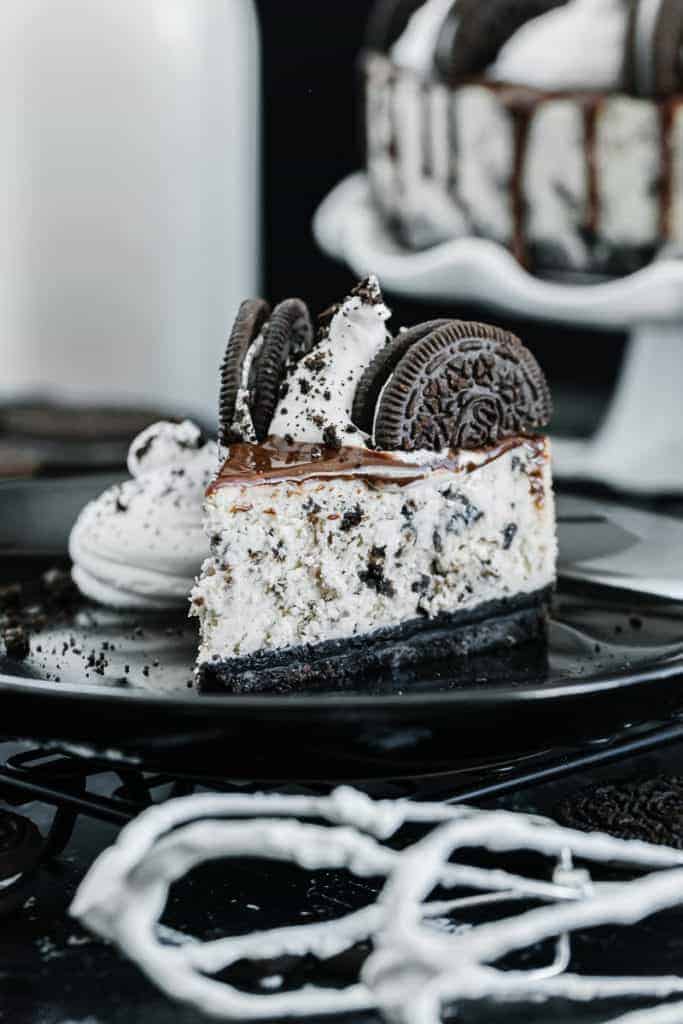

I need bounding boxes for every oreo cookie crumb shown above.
[323,425,342,450]
[411,574,431,595]
[502,523,518,550]
[4,625,30,660]
[340,506,363,532]
[303,351,328,375]
[350,276,382,306]
[134,433,155,462]
[359,546,396,597]
[443,490,484,533]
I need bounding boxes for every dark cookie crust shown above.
[251,298,314,442]
[624,0,683,97]
[197,587,551,694]
[373,321,552,451]
[219,298,271,446]
[443,0,570,82]
[352,319,450,434]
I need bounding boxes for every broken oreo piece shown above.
[251,299,314,443]
[624,0,683,97]
[219,298,271,446]
[352,319,450,434]
[443,0,569,82]
[374,320,552,452]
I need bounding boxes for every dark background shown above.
[255,0,625,436]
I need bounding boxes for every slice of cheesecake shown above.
[192,277,556,693]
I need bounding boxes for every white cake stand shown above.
[314,173,683,495]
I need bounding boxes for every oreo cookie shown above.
[624,0,683,97]
[365,0,431,52]
[352,319,450,434]
[250,298,314,442]
[219,298,270,446]
[557,776,683,848]
[373,321,552,451]
[442,0,569,82]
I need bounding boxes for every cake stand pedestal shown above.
[314,174,683,495]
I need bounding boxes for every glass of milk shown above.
[0,0,261,423]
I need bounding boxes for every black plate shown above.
[2,553,683,780]
[3,478,683,781]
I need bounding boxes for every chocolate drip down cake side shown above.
[193,277,557,694]
[364,0,683,276]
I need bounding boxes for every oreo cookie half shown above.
[374,321,552,452]
[365,0,432,52]
[624,0,683,97]
[444,0,569,81]
[219,298,271,446]
[352,319,450,434]
[251,298,314,442]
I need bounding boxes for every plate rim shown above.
[2,649,682,713]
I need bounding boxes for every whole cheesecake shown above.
[192,277,557,693]
[364,0,683,276]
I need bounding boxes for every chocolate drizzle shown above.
[208,435,548,495]
[659,97,679,240]
[500,89,536,266]
[581,95,603,238]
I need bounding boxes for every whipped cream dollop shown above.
[69,421,217,609]
[268,275,391,447]
[392,0,629,92]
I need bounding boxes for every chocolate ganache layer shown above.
[209,434,548,497]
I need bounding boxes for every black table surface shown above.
[4,735,683,1024]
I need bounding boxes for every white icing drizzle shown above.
[71,787,683,1023]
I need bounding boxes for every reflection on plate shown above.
[1,556,683,779]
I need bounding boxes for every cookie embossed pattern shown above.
[192,276,557,693]
[71,786,683,1023]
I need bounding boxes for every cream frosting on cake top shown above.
[392,0,630,92]
[268,275,391,447]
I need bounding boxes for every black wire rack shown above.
[2,715,683,865]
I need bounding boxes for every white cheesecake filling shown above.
[192,438,556,664]
[69,421,217,609]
